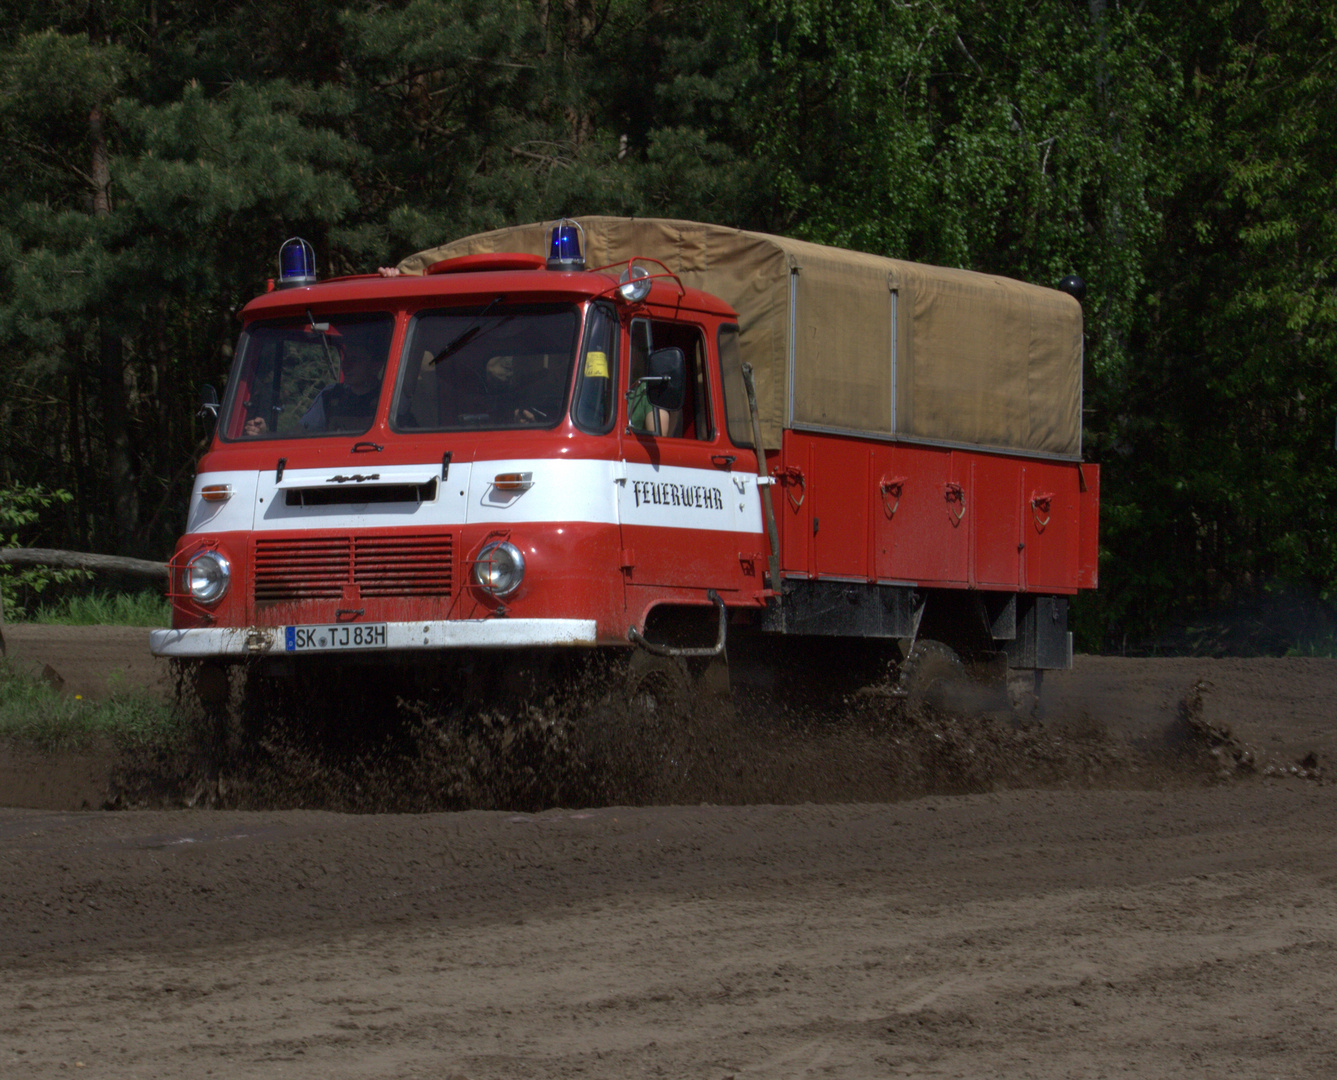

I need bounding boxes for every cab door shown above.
[616,317,753,592]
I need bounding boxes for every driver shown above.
[485,354,548,424]
[242,339,382,436]
[627,380,673,435]
[298,340,381,430]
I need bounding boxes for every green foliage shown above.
[1084,0,1337,647]
[0,484,90,617]
[0,656,178,752]
[1287,634,1337,659]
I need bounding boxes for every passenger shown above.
[627,381,676,436]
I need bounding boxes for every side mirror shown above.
[198,383,220,423]
[645,347,686,411]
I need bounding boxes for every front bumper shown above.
[149,618,599,658]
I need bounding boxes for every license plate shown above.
[285,623,388,652]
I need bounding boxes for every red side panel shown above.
[873,444,969,586]
[1019,459,1082,592]
[777,438,812,576]
[778,431,1096,595]
[969,453,1024,588]
[808,436,871,578]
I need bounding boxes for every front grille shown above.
[253,534,453,602]
[354,534,453,597]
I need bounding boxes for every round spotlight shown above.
[618,264,652,303]
[1057,274,1086,303]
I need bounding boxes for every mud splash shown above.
[101,670,1243,812]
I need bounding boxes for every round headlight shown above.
[471,540,525,597]
[185,550,231,605]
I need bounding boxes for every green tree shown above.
[1092,0,1337,648]
[0,16,358,554]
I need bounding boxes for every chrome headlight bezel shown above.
[184,550,231,605]
[471,540,526,598]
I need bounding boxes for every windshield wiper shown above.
[431,295,508,366]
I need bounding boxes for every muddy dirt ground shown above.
[2,625,1335,1079]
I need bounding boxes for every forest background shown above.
[1,0,1334,653]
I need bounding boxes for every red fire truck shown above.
[151,217,1098,713]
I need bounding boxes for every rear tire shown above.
[898,640,967,711]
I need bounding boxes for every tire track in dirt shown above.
[2,785,1335,1079]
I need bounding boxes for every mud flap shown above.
[1005,596,1071,670]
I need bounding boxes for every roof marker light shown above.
[618,264,652,303]
[278,237,317,288]
[546,219,585,271]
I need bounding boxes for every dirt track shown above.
[2,626,1336,1078]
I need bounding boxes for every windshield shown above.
[392,303,579,431]
[221,313,395,440]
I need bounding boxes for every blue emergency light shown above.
[546,219,585,271]
[277,237,318,288]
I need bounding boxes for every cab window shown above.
[571,303,618,433]
[626,319,714,441]
[221,313,394,441]
[718,324,753,447]
[391,303,579,431]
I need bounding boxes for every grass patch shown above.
[0,656,180,752]
[26,588,169,627]
[1287,634,1337,658]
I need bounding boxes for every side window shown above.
[572,302,618,432]
[718,324,753,447]
[626,319,659,433]
[626,319,714,441]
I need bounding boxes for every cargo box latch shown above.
[945,482,966,525]
[776,465,806,510]
[880,475,908,518]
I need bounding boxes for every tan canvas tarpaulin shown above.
[402,217,1083,458]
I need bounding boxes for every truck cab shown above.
[152,228,768,690]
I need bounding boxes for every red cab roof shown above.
[241,261,736,321]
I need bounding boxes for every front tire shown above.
[626,651,693,725]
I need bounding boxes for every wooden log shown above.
[0,548,170,581]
